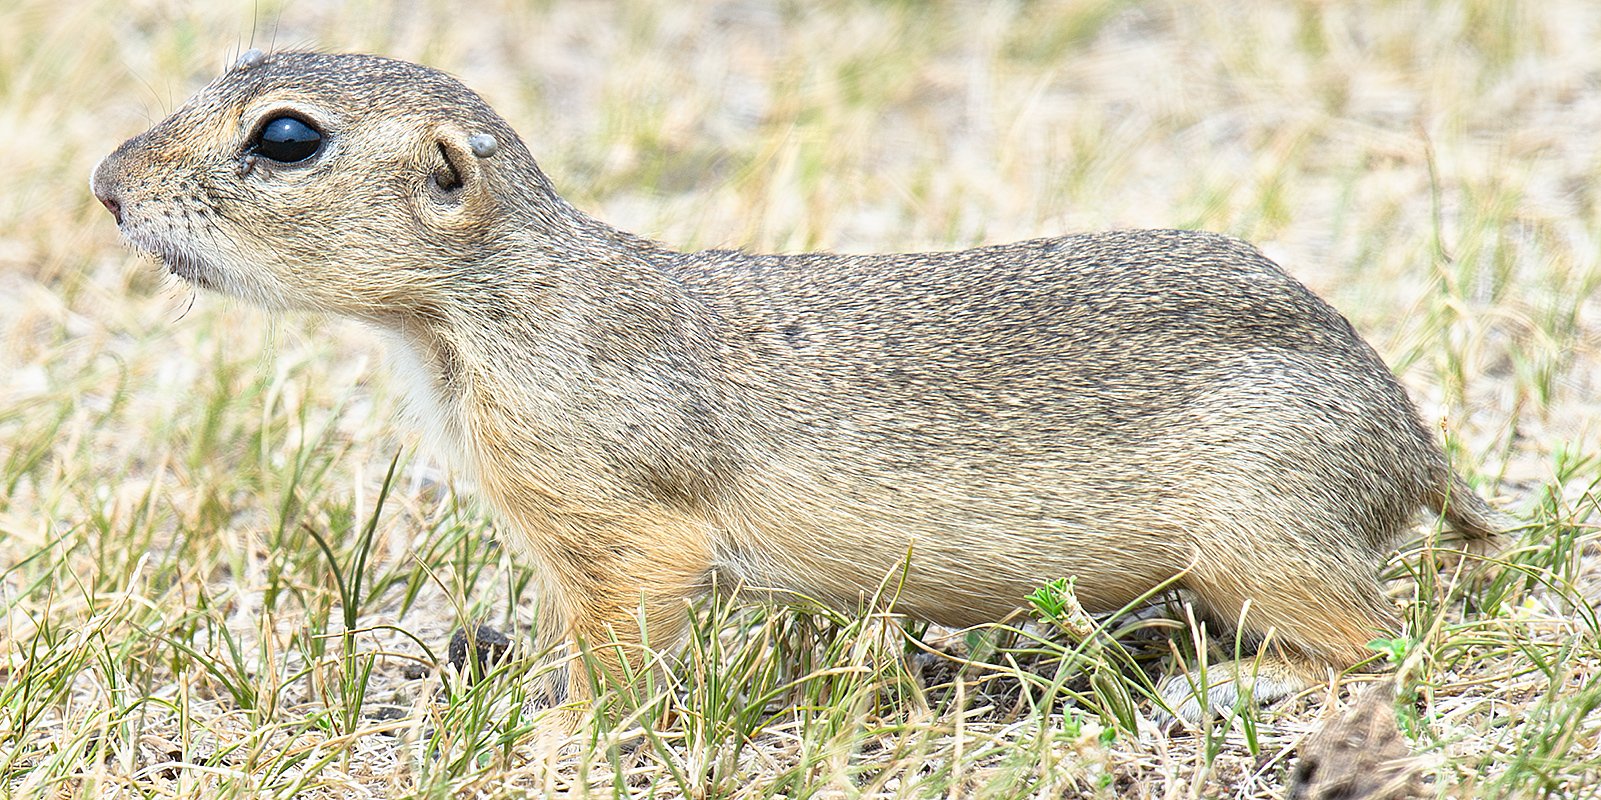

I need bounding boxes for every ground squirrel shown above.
[91,50,1504,725]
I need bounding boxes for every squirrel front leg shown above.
[518,510,716,719]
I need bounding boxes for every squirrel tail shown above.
[1427,467,1514,547]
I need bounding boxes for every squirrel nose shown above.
[98,194,123,224]
[89,156,124,225]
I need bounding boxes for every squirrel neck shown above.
[372,191,747,499]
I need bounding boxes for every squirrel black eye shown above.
[253,116,322,163]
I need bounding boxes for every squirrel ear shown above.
[432,139,471,193]
[431,130,500,197]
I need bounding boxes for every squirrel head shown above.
[90,51,562,319]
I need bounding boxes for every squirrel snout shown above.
[89,157,124,225]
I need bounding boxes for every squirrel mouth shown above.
[131,234,216,290]
[158,250,203,282]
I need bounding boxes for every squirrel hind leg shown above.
[1156,550,1400,725]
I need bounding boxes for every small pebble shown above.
[448,622,513,679]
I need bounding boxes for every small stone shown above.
[1288,680,1420,800]
[448,623,513,679]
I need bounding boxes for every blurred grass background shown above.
[2,0,1599,797]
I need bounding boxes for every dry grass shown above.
[2,0,1600,797]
